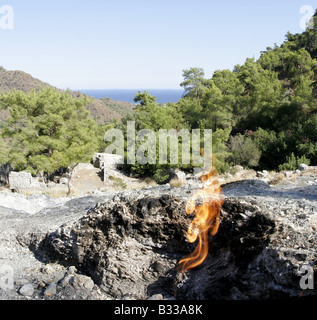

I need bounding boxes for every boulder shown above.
[18,283,34,297]
[257,170,268,178]
[2,181,316,300]
[33,192,316,300]
[9,171,46,193]
[298,164,309,171]
[168,169,186,182]
[35,194,192,299]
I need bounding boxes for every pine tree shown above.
[0,87,99,175]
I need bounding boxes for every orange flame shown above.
[178,164,224,272]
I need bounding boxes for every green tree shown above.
[178,97,203,129]
[212,69,244,127]
[180,67,209,99]
[200,80,233,131]
[134,90,157,106]
[235,58,283,130]
[212,127,232,173]
[132,91,184,131]
[0,87,99,176]
[227,133,261,168]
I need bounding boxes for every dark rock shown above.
[34,195,192,299]
[26,191,317,300]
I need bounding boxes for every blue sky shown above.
[0,0,316,89]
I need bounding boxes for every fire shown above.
[178,164,224,273]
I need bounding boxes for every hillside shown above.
[0,66,134,123]
[0,66,50,92]
[99,97,135,117]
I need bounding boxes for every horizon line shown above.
[71,88,184,91]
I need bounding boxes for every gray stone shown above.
[298,163,309,171]
[148,294,164,300]
[257,171,268,178]
[59,274,74,288]
[173,170,186,181]
[72,274,94,291]
[40,265,54,274]
[44,283,57,296]
[18,283,34,296]
[284,171,292,178]
[9,171,46,192]
[68,266,77,274]
[15,279,29,286]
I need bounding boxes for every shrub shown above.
[227,134,261,168]
[278,153,310,171]
[109,175,127,190]
[153,167,170,184]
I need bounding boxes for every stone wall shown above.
[93,153,124,183]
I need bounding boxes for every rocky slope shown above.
[0,177,316,300]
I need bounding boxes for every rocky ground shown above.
[0,167,316,300]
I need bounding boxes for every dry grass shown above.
[301,167,317,176]
[126,177,158,190]
[169,177,186,188]
[144,177,158,187]
[268,173,285,185]
[109,175,127,190]
[42,186,70,198]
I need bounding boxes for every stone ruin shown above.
[92,153,124,183]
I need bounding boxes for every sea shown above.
[78,89,184,104]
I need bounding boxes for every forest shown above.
[1,11,317,183]
[114,10,317,181]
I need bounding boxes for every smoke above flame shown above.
[178,163,225,273]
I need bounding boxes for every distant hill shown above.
[0,66,134,123]
[99,97,135,117]
[0,66,50,92]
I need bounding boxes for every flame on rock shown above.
[178,163,224,273]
